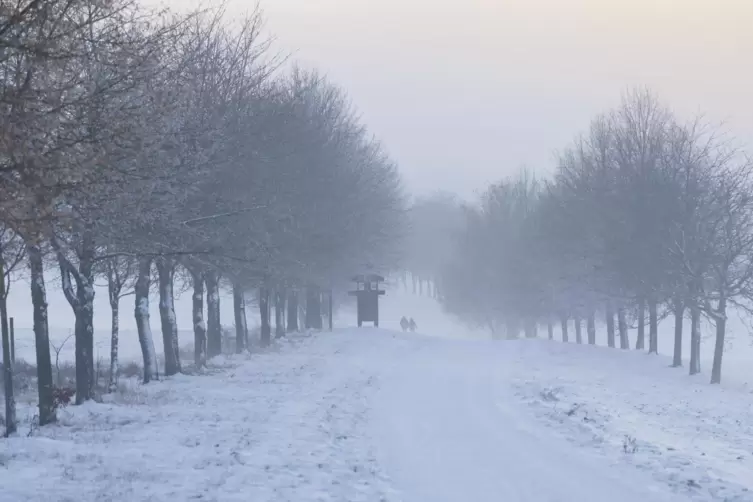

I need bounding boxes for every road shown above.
[370,336,685,502]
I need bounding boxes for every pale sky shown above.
[164,0,753,199]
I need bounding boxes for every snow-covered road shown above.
[373,340,687,502]
[2,329,751,501]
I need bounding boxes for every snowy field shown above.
[3,326,753,501]
[2,282,753,501]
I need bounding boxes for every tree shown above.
[436,87,752,388]
[0,227,25,435]
[233,282,248,352]
[188,266,206,367]
[404,192,465,293]
[135,257,158,383]
[0,0,407,433]
[101,255,136,392]
[156,258,181,376]
[28,244,55,424]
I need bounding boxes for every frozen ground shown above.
[2,332,396,502]
[3,325,752,501]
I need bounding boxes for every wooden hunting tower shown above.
[348,274,385,327]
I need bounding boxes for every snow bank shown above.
[506,340,753,501]
[0,331,396,502]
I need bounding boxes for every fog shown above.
[159,0,753,198]
[5,0,753,333]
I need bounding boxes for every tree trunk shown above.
[79,237,96,401]
[672,298,684,367]
[1,258,17,436]
[574,316,583,344]
[547,319,554,340]
[57,232,96,404]
[587,311,596,345]
[560,316,568,343]
[636,297,646,350]
[617,307,629,349]
[74,231,96,402]
[305,286,322,330]
[275,290,285,338]
[233,283,248,353]
[28,245,55,425]
[108,296,119,393]
[72,306,94,402]
[489,321,499,339]
[156,259,180,376]
[9,317,14,364]
[287,290,299,332]
[648,299,658,354]
[135,257,158,383]
[190,270,206,367]
[506,318,519,339]
[524,319,537,338]
[299,301,306,330]
[606,301,615,348]
[259,286,271,346]
[689,305,701,375]
[327,290,334,331]
[710,296,727,384]
[205,271,221,358]
[106,255,124,393]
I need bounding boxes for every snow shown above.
[372,334,753,501]
[3,323,752,501]
[2,284,753,501]
[1,332,396,502]
[509,340,753,499]
[375,339,674,501]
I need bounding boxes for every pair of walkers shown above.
[400,316,417,332]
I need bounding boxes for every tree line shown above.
[401,192,462,299]
[424,90,752,386]
[1,0,404,437]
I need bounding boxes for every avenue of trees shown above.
[431,90,753,386]
[401,191,464,298]
[1,0,404,436]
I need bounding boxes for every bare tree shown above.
[703,159,753,384]
[28,244,55,424]
[188,266,206,367]
[233,282,248,353]
[205,270,222,357]
[135,257,158,383]
[259,286,271,346]
[101,256,135,392]
[287,289,299,332]
[0,227,25,436]
[274,289,286,338]
[155,258,181,376]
